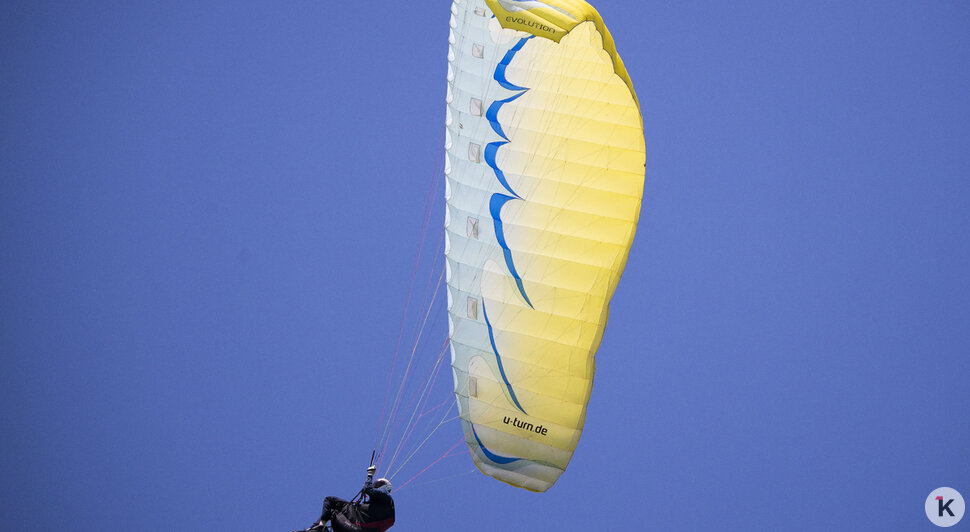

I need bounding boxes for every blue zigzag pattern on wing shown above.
[487,36,534,309]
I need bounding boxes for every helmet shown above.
[373,478,392,494]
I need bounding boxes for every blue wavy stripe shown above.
[484,142,520,198]
[483,300,527,414]
[489,194,533,309]
[486,91,526,141]
[494,37,533,91]
[471,423,521,464]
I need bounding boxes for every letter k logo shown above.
[926,487,964,527]
[938,496,955,517]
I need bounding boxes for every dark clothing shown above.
[319,488,395,532]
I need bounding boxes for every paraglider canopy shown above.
[444,0,646,492]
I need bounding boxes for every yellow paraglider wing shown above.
[445,0,644,492]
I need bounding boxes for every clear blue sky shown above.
[2,2,968,530]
